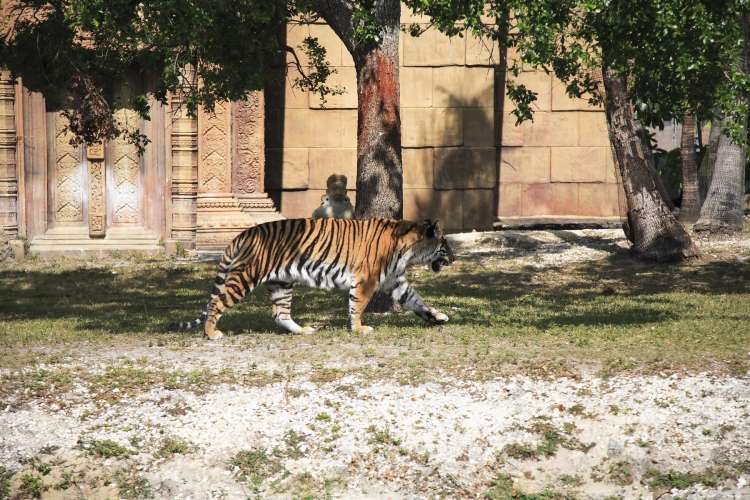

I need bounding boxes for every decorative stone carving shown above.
[169,91,198,246]
[198,101,231,193]
[0,72,17,237]
[54,113,84,223]
[110,109,141,224]
[86,143,106,237]
[233,92,263,194]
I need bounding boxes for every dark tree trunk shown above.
[601,67,698,260]
[318,0,403,312]
[679,113,701,223]
[352,5,402,219]
[699,119,721,202]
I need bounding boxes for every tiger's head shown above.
[394,219,455,272]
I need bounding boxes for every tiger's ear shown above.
[394,220,417,237]
[423,219,442,238]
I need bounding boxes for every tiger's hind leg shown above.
[267,282,315,335]
[204,270,255,340]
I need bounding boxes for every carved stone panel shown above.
[233,92,264,194]
[109,109,141,224]
[198,101,231,193]
[87,143,106,237]
[54,113,84,223]
[0,71,17,237]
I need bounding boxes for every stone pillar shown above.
[169,92,198,248]
[86,143,106,237]
[194,92,281,251]
[233,91,277,215]
[0,71,18,238]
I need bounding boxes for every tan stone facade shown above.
[266,7,624,231]
[0,8,623,256]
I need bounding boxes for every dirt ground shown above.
[1,228,749,499]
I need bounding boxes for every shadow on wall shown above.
[411,92,497,232]
[264,27,287,212]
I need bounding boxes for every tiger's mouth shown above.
[430,254,453,272]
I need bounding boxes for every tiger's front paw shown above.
[353,325,374,334]
[205,329,224,340]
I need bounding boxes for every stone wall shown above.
[267,6,624,231]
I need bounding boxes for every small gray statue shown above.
[312,174,354,219]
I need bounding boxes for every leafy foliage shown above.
[405,0,750,140]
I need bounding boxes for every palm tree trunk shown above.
[695,14,749,233]
[699,119,721,203]
[679,113,701,223]
[601,66,698,260]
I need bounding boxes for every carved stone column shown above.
[233,91,277,215]
[194,92,282,251]
[169,92,198,248]
[0,71,18,238]
[86,143,106,237]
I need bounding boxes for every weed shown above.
[367,425,402,448]
[0,466,12,500]
[78,438,131,459]
[18,473,45,499]
[608,461,634,486]
[114,467,152,499]
[484,473,574,499]
[229,448,284,492]
[156,437,192,458]
[315,412,331,422]
[54,471,76,491]
[281,430,307,459]
[558,474,583,487]
[644,467,731,490]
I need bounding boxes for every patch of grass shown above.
[558,474,583,487]
[608,460,634,486]
[315,412,331,422]
[27,457,51,476]
[484,473,575,499]
[0,466,13,500]
[281,429,307,459]
[114,467,152,499]
[229,448,284,492]
[18,473,45,499]
[503,419,594,461]
[367,425,402,448]
[644,467,732,490]
[503,442,538,461]
[54,471,76,491]
[78,438,131,459]
[156,437,192,458]
[1,249,749,380]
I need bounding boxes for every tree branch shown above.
[309,0,355,54]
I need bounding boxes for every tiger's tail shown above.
[166,235,242,333]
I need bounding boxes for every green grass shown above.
[229,448,285,491]
[484,473,574,499]
[1,250,749,378]
[78,438,131,459]
[156,437,192,458]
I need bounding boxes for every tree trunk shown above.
[601,67,698,260]
[679,113,701,223]
[695,14,749,233]
[694,117,747,232]
[698,118,721,202]
[352,5,403,219]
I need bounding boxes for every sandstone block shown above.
[434,147,495,189]
[551,77,601,111]
[433,108,463,147]
[548,183,580,215]
[434,190,463,231]
[505,71,551,112]
[463,107,495,147]
[281,189,326,219]
[400,67,433,108]
[404,188,437,221]
[308,24,344,66]
[266,148,309,189]
[550,147,607,183]
[521,183,553,216]
[308,67,357,109]
[579,112,609,146]
[605,148,620,183]
[462,189,495,229]
[518,111,579,147]
[403,27,465,66]
[402,108,434,147]
[498,183,523,216]
[403,148,434,188]
[308,148,357,189]
[466,33,501,66]
[500,147,550,183]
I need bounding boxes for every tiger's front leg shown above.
[391,276,449,324]
[348,279,377,334]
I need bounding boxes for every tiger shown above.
[169,218,455,340]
